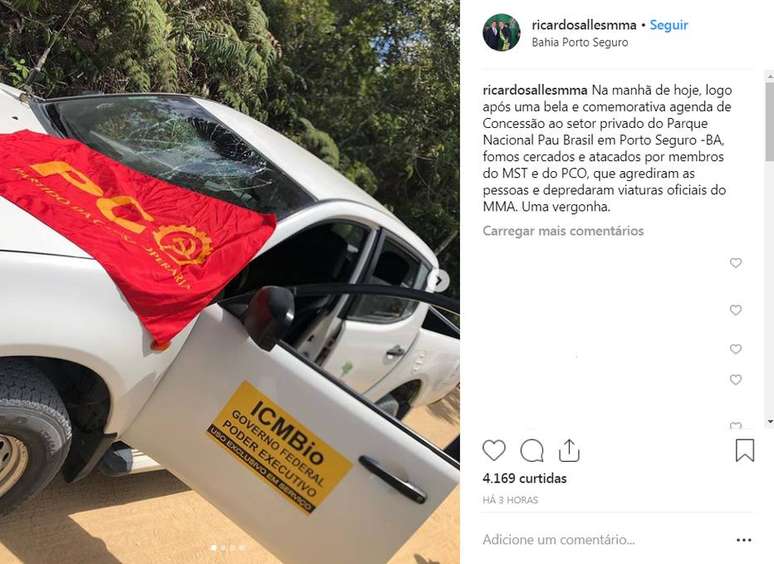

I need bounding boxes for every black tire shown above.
[0,359,72,516]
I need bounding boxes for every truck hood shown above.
[0,198,93,259]
[0,84,92,259]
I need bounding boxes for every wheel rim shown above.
[0,434,28,498]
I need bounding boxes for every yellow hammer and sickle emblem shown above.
[171,237,197,259]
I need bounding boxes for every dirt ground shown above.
[0,390,459,564]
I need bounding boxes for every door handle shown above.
[358,455,427,504]
[385,345,406,358]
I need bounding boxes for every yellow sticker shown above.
[207,381,352,514]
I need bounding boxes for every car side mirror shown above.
[242,286,295,351]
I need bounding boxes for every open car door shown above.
[122,285,459,564]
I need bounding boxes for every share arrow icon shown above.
[559,439,580,463]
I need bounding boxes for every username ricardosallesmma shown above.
[483,84,589,96]
[531,18,637,31]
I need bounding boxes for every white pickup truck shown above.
[0,83,459,563]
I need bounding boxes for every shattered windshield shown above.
[41,95,314,218]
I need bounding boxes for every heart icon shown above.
[730,344,742,354]
[730,422,742,430]
[730,257,743,268]
[730,374,742,385]
[730,305,742,316]
[482,439,506,461]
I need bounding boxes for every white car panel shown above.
[367,327,461,407]
[0,197,93,259]
[0,85,44,134]
[322,304,429,394]
[123,305,458,564]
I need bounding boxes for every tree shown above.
[0,0,460,296]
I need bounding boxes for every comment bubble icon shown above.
[520,438,544,462]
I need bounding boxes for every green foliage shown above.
[343,159,378,195]
[296,118,339,168]
[265,0,460,294]
[0,0,460,294]
[0,0,275,101]
[10,0,41,10]
[1,52,30,87]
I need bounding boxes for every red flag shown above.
[0,129,276,345]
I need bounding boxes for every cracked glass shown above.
[43,95,314,218]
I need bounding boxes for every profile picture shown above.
[483,14,520,51]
